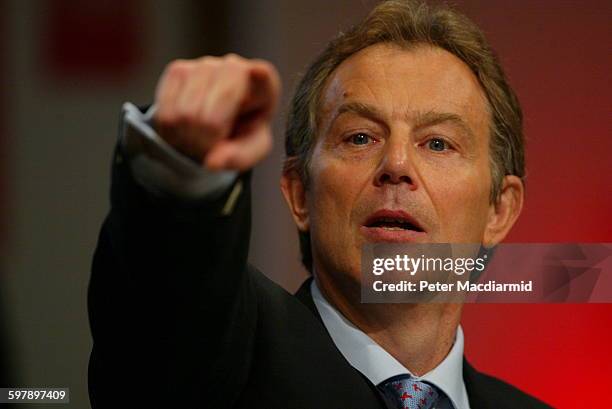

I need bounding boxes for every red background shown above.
[2,1,608,407]
[458,1,612,407]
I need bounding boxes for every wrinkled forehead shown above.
[316,43,491,138]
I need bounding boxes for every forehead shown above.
[319,43,490,133]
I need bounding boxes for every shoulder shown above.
[463,360,553,409]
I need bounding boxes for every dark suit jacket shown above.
[88,135,553,408]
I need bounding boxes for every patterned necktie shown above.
[379,375,440,409]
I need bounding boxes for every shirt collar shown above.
[311,279,470,409]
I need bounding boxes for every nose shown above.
[374,137,418,189]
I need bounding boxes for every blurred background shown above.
[0,0,610,408]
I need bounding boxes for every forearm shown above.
[89,51,279,406]
[89,123,256,407]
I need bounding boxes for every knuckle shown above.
[224,54,248,69]
[224,53,242,62]
[166,59,191,77]
[225,60,248,76]
[198,56,220,69]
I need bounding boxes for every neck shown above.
[316,274,462,376]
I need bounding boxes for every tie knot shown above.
[379,375,439,409]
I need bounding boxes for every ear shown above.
[280,169,309,232]
[483,175,524,247]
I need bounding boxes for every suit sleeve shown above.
[88,113,257,408]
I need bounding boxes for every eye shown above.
[427,138,449,152]
[348,133,373,145]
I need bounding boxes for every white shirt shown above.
[311,280,471,409]
[121,103,237,198]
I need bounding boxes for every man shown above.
[88,1,551,408]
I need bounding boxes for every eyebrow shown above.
[330,101,476,142]
[412,110,476,142]
[333,102,386,126]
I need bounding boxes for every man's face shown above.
[304,43,495,281]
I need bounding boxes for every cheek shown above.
[306,158,369,277]
[427,164,492,241]
[308,159,361,235]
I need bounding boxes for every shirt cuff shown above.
[120,102,238,200]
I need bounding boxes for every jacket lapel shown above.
[294,277,321,319]
[293,277,397,409]
[463,358,490,409]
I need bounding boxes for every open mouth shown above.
[361,210,426,242]
[364,209,425,232]
[365,217,424,232]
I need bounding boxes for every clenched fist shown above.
[154,54,281,171]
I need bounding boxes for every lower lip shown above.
[360,226,427,242]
